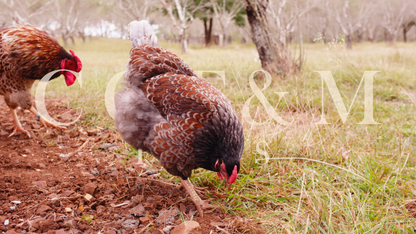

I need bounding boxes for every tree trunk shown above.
[180,32,188,53]
[245,0,294,75]
[62,34,68,47]
[403,26,408,42]
[203,17,213,46]
[345,34,352,50]
[218,34,224,46]
[69,36,75,45]
[79,31,86,43]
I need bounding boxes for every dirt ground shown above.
[0,99,263,234]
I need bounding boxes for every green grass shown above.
[40,37,416,232]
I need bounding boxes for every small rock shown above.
[24,149,32,154]
[4,219,9,226]
[36,205,52,215]
[69,130,79,138]
[96,205,106,214]
[60,112,73,121]
[139,217,150,225]
[145,167,158,175]
[83,182,98,196]
[87,129,97,136]
[163,225,174,234]
[84,194,93,201]
[171,221,202,234]
[110,170,119,176]
[0,130,8,136]
[156,208,179,225]
[91,168,99,175]
[56,229,68,234]
[32,123,41,129]
[122,219,140,229]
[8,196,18,202]
[5,230,17,234]
[11,201,21,205]
[103,231,116,234]
[129,205,145,217]
[32,180,47,189]
[61,190,74,197]
[131,195,144,204]
[100,143,116,151]
[104,221,121,230]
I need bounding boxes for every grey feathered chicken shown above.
[115,20,244,217]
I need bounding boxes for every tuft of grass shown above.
[38,37,416,232]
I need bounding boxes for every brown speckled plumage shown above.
[0,24,82,137]
[115,21,244,186]
[0,25,72,95]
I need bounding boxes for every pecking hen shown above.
[0,24,82,137]
[115,20,244,217]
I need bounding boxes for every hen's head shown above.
[61,50,82,86]
[215,158,240,190]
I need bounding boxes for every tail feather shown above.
[128,20,159,48]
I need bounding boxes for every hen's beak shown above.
[218,171,231,190]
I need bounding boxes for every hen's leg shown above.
[180,178,212,218]
[29,106,65,130]
[8,107,30,138]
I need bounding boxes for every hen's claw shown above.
[180,178,218,217]
[29,106,65,130]
[8,124,30,138]
[8,107,30,138]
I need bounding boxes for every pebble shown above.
[11,201,21,204]
[156,208,179,225]
[4,219,9,226]
[129,205,146,217]
[163,225,173,234]
[121,219,140,229]
[171,221,202,234]
[100,143,116,151]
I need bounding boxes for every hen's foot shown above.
[29,106,66,130]
[8,107,30,138]
[180,178,218,217]
[8,124,30,138]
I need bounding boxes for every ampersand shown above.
[242,70,290,126]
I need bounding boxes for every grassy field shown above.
[39,37,416,233]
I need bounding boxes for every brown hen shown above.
[115,21,244,217]
[0,24,82,137]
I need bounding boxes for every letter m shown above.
[316,71,380,125]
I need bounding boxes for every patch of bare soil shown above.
[0,99,263,234]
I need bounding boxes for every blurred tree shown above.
[211,0,245,47]
[159,0,207,53]
[0,0,54,26]
[194,0,214,47]
[333,0,373,49]
[245,0,304,76]
[380,0,412,45]
[267,0,315,47]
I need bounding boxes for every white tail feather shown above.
[128,20,159,48]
